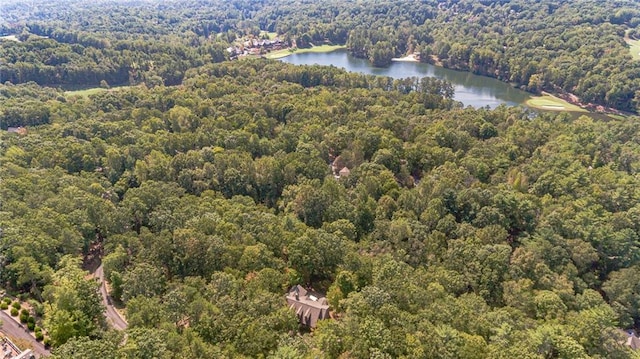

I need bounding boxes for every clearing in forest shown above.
[265,44,346,59]
[624,30,640,60]
[259,31,278,40]
[526,93,586,112]
[64,86,130,97]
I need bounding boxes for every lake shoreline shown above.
[277,49,627,117]
[279,49,532,108]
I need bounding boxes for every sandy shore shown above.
[392,54,419,62]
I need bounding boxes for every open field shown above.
[259,31,278,40]
[525,93,587,112]
[626,38,640,60]
[64,86,130,97]
[0,35,20,42]
[624,30,640,60]
[265,44,346,59]
[606,113,627,120]
[65,87,109,97]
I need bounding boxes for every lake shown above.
[280,49,532,109]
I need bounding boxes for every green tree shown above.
[287,229,345,283]
[122,262,166,302]
[43,256,105,346]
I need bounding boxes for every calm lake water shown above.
[280,49,532,109]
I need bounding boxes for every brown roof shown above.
[286,285,330,328]
[624,330,640,350]
[6,127,27,135]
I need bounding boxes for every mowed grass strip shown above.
[264,44,346,59]
[626,38,640,60]
[64,86,129,97]
[526,93,586,112]
[259,31,278,40]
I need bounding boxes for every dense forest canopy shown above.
[2,1,640,358]
[2,0,640,112]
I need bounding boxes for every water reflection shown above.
[280,49,532,109]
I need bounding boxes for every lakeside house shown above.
[285,285,330,328]
[227,37,287,58]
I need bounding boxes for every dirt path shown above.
[0,311,49,357]
[94,264,128,331]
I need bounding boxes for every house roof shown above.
[6,127,26,135]
[339,167,350,176]
[285,285,330,328]
[619,330,640,350]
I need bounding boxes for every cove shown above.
[280,49,532,109]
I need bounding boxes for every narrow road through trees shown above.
[95,264,128,331]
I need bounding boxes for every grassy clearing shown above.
[64,86,130,97]
[0,35,20,42]
[259,31,278,40]
[526,93,586,112]
[65,87,108,97]
[606,113,627,120]
[265,44,346,59]
[264,49,297,59]
[626,38,640,61]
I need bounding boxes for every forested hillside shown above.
[2,0,640,358]
[1,59,640,357]
[2,0,640,112]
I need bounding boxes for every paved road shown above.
[0,310,50,358]
[95,264,128,331]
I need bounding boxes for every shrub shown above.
[27,316,35,325]
[36,332,45,342]
[11,302,20,309]
[27,321,35,331]
[20,309,29,316]
[29,301,44,317]
[19,313,28,323]
[0,303,7,310]
[10,308,18,316]
[34,326,42,333]
[3,297,11,304]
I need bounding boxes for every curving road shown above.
[0,310,49,358]
[0,263,127,358]
[95,264,128,331]
[0,263,126,358]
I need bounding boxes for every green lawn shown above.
[64,86,130,97]
[0,35,20,42]
[259,31,278,40]
[264,48,297,59]
[626,38,640,60]
[606,113,627,120]
[525,93,586,112]
[265,44,345,59]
